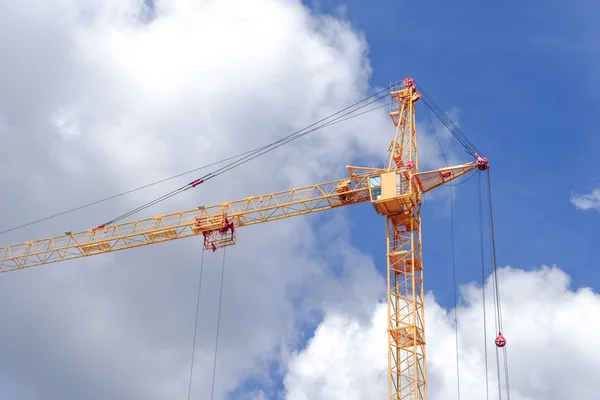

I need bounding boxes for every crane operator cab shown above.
[368,170,417,216]
[369,176,382,200]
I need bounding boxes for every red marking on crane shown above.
[397,159,424,191]
[201,213,235,252]
[495,332,506,347]
[92,224,106,232]
[474,153,489,170]
[405,161,424,191]
[218,213,235,235]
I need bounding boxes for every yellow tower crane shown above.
[0,78,489,400]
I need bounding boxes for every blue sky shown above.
[301,0,600,308]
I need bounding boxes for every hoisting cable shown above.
[211,247,227,400]
[187,248,206,400]
[0,99,388,237]
[426,106,461,399]
[422,99,478,189]
[486,179,503,400]
[96,90,390,228]
[449,177,461,400]
[446,170,478,187]
[421,97,479,156]
[416,84,482,157]
[422,98,478,156]
[0,150,259,235]
[486,169,511,400]
[195,93,389,183]
[478,173,491,400]
[425,106,448,166]
[418,86,480,156]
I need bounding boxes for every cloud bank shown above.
[284,265,600,400]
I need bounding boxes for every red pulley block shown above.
[495,332,506,347]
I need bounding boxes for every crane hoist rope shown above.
[425,94,510,399]
[478,172,491,400]
[475,169,511,399]
[426,104,462,399]
[186,246,229,400]
[486,169,511,399]
[211,247,227,400]
[417,84,481,157]
[450,181,462,400]
[187,248,206,400]
[417,84,489,180]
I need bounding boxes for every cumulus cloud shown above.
[284,265,600,400]
[0,1,469,399]
[571,187,600,211]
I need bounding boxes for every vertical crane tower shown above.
[384,78,427,399]
[0,78,488,399]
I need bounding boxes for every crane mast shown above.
[384,78,426,399]
[0,78,486,400]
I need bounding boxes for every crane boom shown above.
[0,163,475,274]
[0,173,371,272]
[0,78,486,400]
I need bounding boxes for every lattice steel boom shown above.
[0,78,484,400]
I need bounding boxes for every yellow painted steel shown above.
[385,80,427,399]
[0,79,480,400]
[0,175,371,271]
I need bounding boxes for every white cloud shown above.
[571,187,600,211]
[0,1,467,399]
[283,265,600,400]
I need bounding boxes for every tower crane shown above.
[0,78,490,400]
